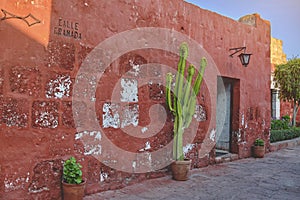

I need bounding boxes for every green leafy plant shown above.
[270,130,285,142]
[271,115,290,130]
[274,57,300,127]
[63,157,83,184]
[254,139,264,146]
[270,127,300,143]
[281,115,291,122]
[166,42,207,161]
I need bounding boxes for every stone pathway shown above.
[84,145,300,200]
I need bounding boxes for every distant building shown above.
[270,37,300,124]
[270,37,287,119]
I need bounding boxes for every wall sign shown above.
[53,18,82,39]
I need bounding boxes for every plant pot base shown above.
[171,160,191,181]
[62,179,86,200]
[253,146,265,158]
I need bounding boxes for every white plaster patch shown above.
[28,186,50,194]
[4,173,30,192]
[132,161,137,170]
[147,153,152,164]
[75,73,97,100]
[46,75,72,99]
[120,78,138,102]
[262,119,266,127]
[84,144,102,156]
[139,141,151,152]
[210,129,216,142]
[194,105,207,122]
[75,131,102,155]
[183,144,195,157]
[4,113,28,127]
[100,172,108,182]
[237,130,242,142]
[141,127,148,133]
[121,104,139,128]
[35,111,58,128]
[241,113,245,126]
[103,103,120,128]
[145,141,151,150]
[129,59,140,76]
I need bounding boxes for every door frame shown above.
[216,76,240,153]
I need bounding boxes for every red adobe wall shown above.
[0,0,271,199]
[280,102,300,124]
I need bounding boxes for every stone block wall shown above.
[0,0,271,199]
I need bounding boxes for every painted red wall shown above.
[280,101,300,125]
[0,0,271,199]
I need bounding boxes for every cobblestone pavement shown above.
[84,145,300,200]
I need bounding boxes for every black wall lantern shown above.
[229,47,252,67]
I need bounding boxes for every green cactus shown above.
[166,42,207,161]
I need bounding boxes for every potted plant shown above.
[253,138,265,158]
[166,42,207,180]
[62,157,86,200]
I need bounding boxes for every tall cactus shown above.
[166,42,207,161]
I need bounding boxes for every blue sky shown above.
[185,0,300,59]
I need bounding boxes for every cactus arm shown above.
[166,73,175,113]
[183,65,195,104]
[174,51,183,99]
[175,43,188,104]
[193,57,207,95]
[182,65,195,126]
[184,58,206,128]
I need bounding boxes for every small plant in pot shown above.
[253,138,265,158]
[166,42,207,181]
[62,157,86,200]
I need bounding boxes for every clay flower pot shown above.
[171,159,192,181]
[253,139,265,158]
[62,157,85,200]
[62,179,86,200]
[253,145,265,158]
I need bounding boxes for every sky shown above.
[185,0,300,59]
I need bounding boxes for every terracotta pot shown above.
[62,179,86,200]
[253,145,265,158]
[171,159,191,181]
